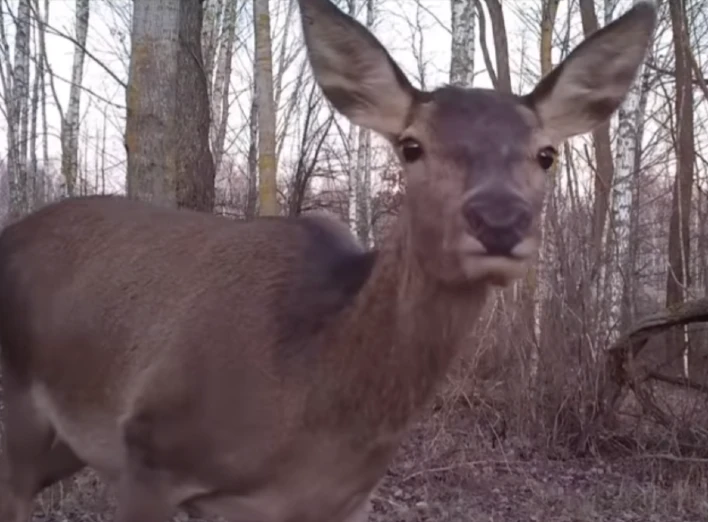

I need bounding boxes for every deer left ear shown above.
[297,0,419,137]
[524,1,656,143]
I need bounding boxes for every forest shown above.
[1,0,708,520]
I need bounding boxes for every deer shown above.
[0,0,655,521]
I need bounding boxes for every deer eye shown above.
[537,146,557,171]
[399,138,423,163]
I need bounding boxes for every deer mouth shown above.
[458,233,537,261]
[455,234,537,285]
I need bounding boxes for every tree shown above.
[450,0,476,87]
[481,0,510,93]
[60,0,90,198]
[347,0,360,233]
[604,0,652,339]
[1,0,31,217]
[665,0,695,372]
[528,0,560,357]
[125,0,216,212]
[578,0,615,264]
[210,0,240,175]
[254,0,279,216]
[355,0,374,246]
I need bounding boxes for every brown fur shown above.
[0,1,655,521]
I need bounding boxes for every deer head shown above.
[298,0,656,286]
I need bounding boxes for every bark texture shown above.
[254,0,279,216]
[125,0,216,212]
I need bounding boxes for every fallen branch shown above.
[607,297,708,359]
[577,298,708,454]
[647,371,708,395]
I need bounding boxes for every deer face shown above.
[298,0,656,286]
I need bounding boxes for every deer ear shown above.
[524,1,656,143]
[297,0,417,137]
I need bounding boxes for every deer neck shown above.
[315,211,490,439]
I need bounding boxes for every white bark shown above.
[40,0,50,177]
[60,0,90,197]
[211,0,238,173]
[355,0,374,247]
[410,1,428,90]
[347,0,359,232]
[201,0,224,94]
[254,0,278,215]
[450,0,476,87]
[604,0,619,25]
[604,0,650,343]
[29,28,39,206]
[273,0,296,113]
[3,0,31,215]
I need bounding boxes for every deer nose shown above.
[462,194,532,256]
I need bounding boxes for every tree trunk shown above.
[125,0,216,212]
[481,0,510,93]
[253,0,279,216]
[201,0,223,95]
[605,9,649,340]
[210,0,238,174]
[665,0,695,372]
[347,0,359,232]
[450,0,476,87]
[246,90,259,220]
[60,0,90,198]
[4,0,31,217]
[356,0,374,246]
[578,0,615,264]
[527,0,560,362]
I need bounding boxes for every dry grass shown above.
[368,407,708,522]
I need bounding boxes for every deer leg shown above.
[113,472,177,522]
[113,414,180,522]
[0,388,86,522]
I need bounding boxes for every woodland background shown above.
[1,0,708,520]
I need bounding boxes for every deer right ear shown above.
[297,0,417,137]
[524,1,656,143]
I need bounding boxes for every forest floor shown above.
[24,405,708,522]
[369,409,708,522]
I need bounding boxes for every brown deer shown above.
[0,0,655,521]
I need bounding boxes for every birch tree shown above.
[254,0,279,215]
[60,0,90,197]
[210,0,239,173]
[202,0,224,92]
[354,0,374,246]
[1,0,31,217]
[450,0,476,87]
[528,0,560,353]
[125,0,216,211]
[604,0,652,340]
[347,0,359,232]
